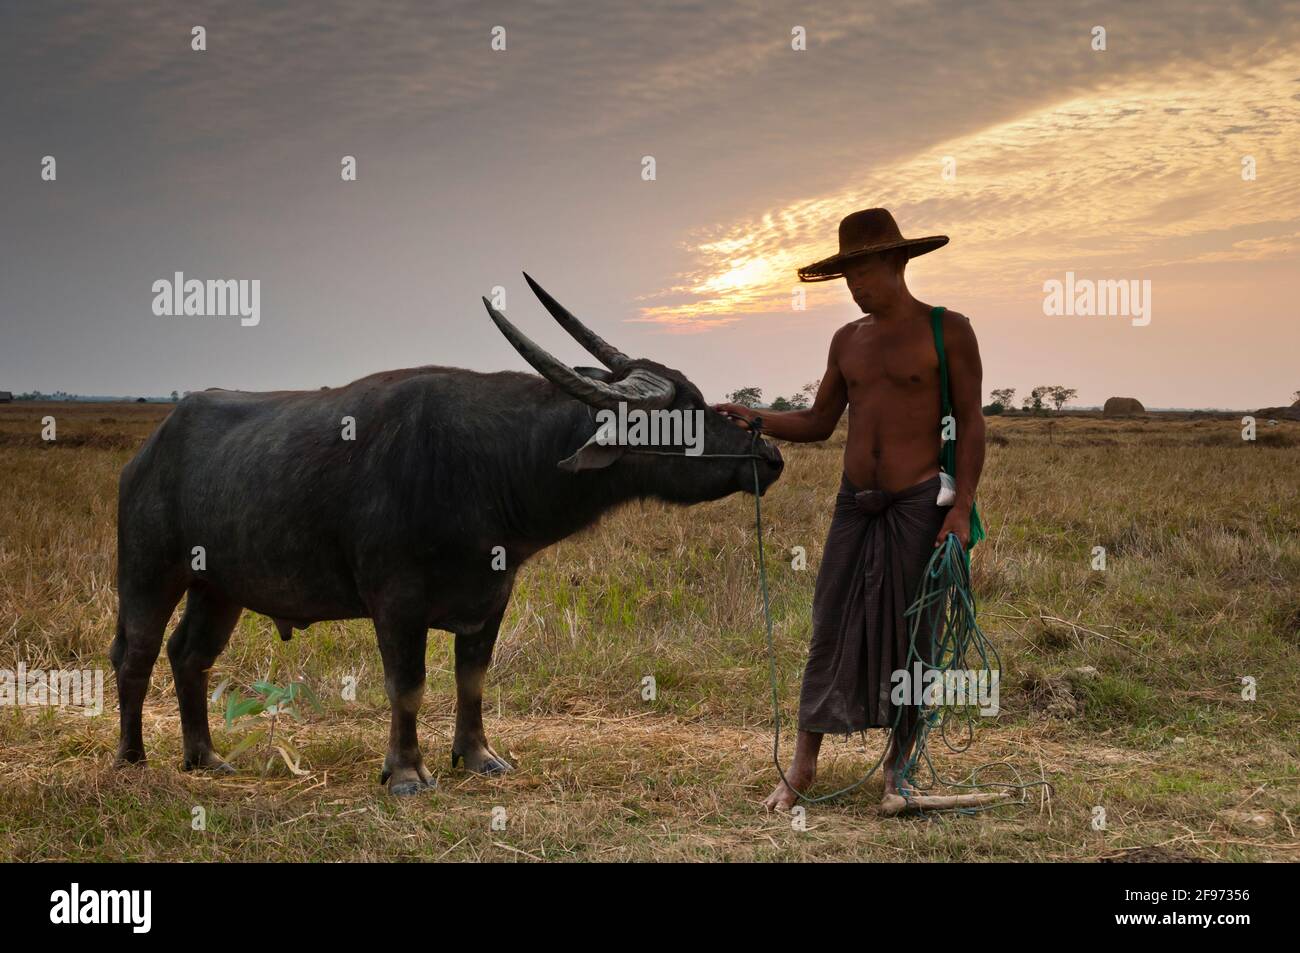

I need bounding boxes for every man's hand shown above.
[935,506,970,549]
[712,403,759,429]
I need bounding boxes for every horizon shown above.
[3,389,1289,415]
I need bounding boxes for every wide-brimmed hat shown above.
[797,208,948,282]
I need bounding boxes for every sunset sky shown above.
[3,0,1297,408]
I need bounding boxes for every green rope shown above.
[893,533,1050,813]
[753,458,1050,812]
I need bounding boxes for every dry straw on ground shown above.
[1,403,1297,861]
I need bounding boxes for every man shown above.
[714,208,986,812]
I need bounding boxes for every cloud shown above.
[638,45,1300,327]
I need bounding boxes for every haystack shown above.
[1102,396,1145,417]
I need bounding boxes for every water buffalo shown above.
[111,275,784,793]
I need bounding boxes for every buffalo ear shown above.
[558,421,626,472]
[574,366,615,383]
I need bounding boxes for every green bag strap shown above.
[929,306,986,552]
[932,306,952,421]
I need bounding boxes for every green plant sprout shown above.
[210,677,322,777]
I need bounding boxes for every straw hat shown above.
[797,208,948,282]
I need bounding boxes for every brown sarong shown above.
[798,472,949,738]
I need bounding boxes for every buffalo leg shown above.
[166,586,242,772]
[451,609,513,775]
[374,613,434,795]
[110,582,185,765]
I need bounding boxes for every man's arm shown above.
[935,311,985,546]
[713,325,850,442]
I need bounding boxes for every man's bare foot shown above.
[882,764,918,815]
[882,766,913,796]
[881,728,919,800]
[880,759,925,812]
[763,765,814,811]
[764,729,823,811]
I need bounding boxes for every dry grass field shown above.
[1,401,1297,861]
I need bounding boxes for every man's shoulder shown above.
[937,307,977,341]
[830,318,867,347]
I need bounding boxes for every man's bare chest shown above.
[838,325,940,397]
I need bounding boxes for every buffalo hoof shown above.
[113,746,147,768]
[182,751,237,775]
[381,755,436,795]
[388,777,437,797]
[452,746,515,776]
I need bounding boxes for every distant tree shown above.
[800,379,821,402]
[770,396,793,411]
[1047,386,1077,411]
[982,403,1004,416]
[988,387,1016,411]
[1022,386,1050,414]
[1292,389,1300,402]
[727,386,763,408]
[170,390,179,402]
[787,391,810,410]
